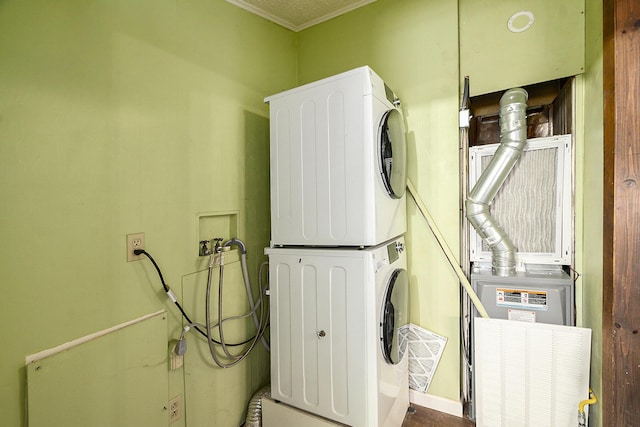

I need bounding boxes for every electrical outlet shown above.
[168,394,182,424]
[126,232,145,262]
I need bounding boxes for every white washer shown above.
[265,66,407,247]
[265,236,409,427]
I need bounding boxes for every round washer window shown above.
[380,268,409,365]
[379,109,407,199]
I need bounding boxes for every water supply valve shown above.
[213,238,224,253]
[199,240,211,256]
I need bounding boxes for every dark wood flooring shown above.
[402,405,475,427]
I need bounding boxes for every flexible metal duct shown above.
[245,385,270,427]
[466,88,528,276]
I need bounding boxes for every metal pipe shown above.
[466,88,528,276]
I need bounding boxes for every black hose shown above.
[136,249,256,347]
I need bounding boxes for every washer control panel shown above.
[387,240,405,263]
[373,238,406,272]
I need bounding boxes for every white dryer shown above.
[266,236,410,427]
[265,66,407,247]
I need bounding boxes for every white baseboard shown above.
[409,390,463,418]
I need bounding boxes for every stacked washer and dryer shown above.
[263,66,410,427]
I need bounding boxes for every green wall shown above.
[579,0,604,425]
[298,0,463,401]
[0,1,296,425]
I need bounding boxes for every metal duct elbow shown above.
[466,88,528,276]
[465,201,517,276]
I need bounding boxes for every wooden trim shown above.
[602,0,640,425]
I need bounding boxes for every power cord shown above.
[134,248,256,347]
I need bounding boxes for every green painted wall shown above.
[0,1,296,426]
[579,0,604,425]
[298,0,463,402]
[459,0,585,96]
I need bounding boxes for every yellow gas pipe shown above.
[578,388,597,427]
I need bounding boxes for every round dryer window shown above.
[379,109,407,199]
[381,268,409,365]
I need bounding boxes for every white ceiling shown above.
[226,0,377,31]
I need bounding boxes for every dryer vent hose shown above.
[245,385,271,427]
[465,87,528,276]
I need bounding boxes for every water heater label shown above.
[496,288,548,311]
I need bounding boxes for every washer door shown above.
[378,108,407,199]
[381,268,409,365]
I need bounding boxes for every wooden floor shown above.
[402,405,475,427]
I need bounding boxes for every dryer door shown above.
[378,108,407,199]
[380,268,409,365]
